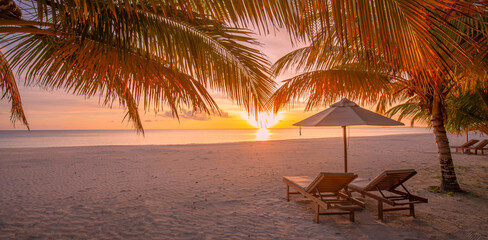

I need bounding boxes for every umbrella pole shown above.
[342,126,347,172]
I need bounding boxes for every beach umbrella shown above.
[294,98,404,172]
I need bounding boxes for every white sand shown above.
[0,133,486,239]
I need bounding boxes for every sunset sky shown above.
[0,30,397,130]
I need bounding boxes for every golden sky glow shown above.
[0,86,313,130]
[0,84,411,130]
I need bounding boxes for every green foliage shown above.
[428,186,440,193]
[386,84,488,135]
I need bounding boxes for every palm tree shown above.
[0,0,309,133]
[270,1,488,192]
[387,84,488,135]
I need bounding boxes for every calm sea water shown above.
[0,127,431,148]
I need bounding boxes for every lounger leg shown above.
[378,201,384,220]
[286,185,290,201]
[315,204,320,223]
[410,203,415,217]
[349,211,355,222]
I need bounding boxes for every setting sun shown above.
[241,111,282,129]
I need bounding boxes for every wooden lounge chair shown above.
[283,173,365,223]
[481,146,488,155]
[450,139,479,153]
[462,139,488,155]
[348,169,428,220]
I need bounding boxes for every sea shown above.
[0,127,432,148]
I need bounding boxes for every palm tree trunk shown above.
[431,97,461,192]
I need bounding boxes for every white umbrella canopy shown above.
[294,98,404,172]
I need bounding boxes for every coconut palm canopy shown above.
[0,0,313,133]
[270,2,487,192]
[2,1,487,133]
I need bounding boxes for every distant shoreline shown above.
[0,126,432,131]
[0,129,436,149]
[1,132,432,149]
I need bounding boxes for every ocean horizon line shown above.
[0,126,425,132]
[0,127,433,149]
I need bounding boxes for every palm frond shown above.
[386,84,488,134]
[272,31,356,76]
[1,1,278,131]
[386,98,430,126]
[106,76,144,135]
[31,0,308,41]
[445,87,488,134]
[271,65,394,112]
[313,1,487,76]
[0,50,28,129]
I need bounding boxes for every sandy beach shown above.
[0,133,487,239]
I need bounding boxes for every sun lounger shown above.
[283,173,365,222]
[462,139,488,155]
[481,147,488,155]
[348,169,428,220]
[450,139,479,153]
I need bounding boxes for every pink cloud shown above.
[158,109,231,121]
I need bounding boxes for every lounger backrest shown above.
[305,172,357,193]
[462,139,479,148]
[363,169,417,191]
[473,140,488,149]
